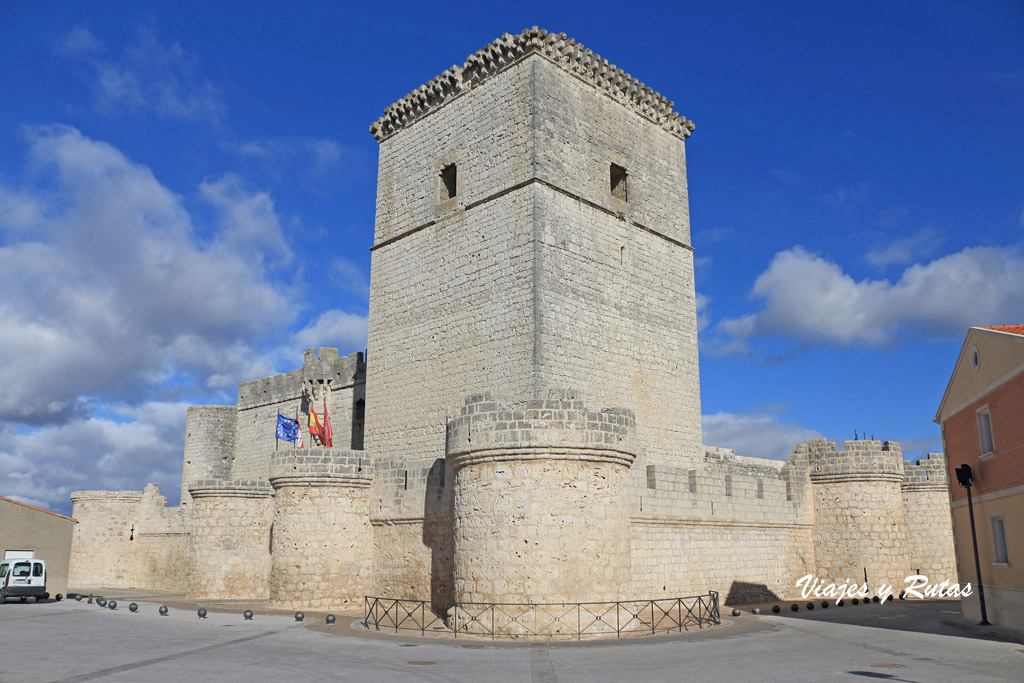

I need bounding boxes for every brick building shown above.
[936,325,1024,630]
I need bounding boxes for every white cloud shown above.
[702,412,823,461]
[865,227,943,267]
[61,24,225,123]
[0,125,294,423]
[292,310,368,355]
[0,401,189,514]
[712,245,1024,350]
[695,292,710,332]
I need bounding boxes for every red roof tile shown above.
[980,324,1024,336]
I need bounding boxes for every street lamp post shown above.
[955,464,990,626]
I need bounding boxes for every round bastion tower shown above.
[268,448,374,610]
[187,480,273,601]
[805,439,911,589]
[446,389,638,612]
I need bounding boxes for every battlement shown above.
[236,350,365,410]
[237,369,303,410]
[796,438,905,483]
[70,490,144,504]
[187,479,273,499]
[302,348,365,388]
[369,27,694,143]
[446,388,638,470]
[902,452,950,491]
[269,448,373,488]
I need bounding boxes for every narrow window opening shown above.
[351,399,365,450]
[977,407,995,455]
[620,245,626,266]
[725,474,733,497]
[440,164,457,202]
[757,479,764,499]
[991,516,1009,564]
[403,469,409,491]
[688,469,697,494]
[610,163,628,202]
[646,464,656,490]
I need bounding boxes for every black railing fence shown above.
[363,592,720,640]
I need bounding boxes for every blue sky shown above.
[1,1,1021,514]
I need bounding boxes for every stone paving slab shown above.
[1,596,1021,682]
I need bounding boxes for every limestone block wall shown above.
[233,350,365,480]
[68,490,142,589]
[806,439,911,587]
[187,480,273,600]
[902,453,958,580]
[135,484,189,591]
[181,405,237,512]
[371,456,453,603]
[628,447,814,604]
[447,390,637,604]
[269,449,373,609]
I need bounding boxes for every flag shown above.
[323,399,333,448]
[309,407,324,445]
[275,413,300,443]
[295,412,303,449]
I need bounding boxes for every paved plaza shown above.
[0,595,1021,682]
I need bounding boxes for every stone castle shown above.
[68,28,957,612]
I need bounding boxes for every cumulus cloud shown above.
[702,412,823,461]
[0,401,189,514]
[711,245,1024,352]
[292,310,369,355]
[0,125,294,424]
[329,257,371,298]
[60,24,225,123]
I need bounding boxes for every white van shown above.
[0,558,48,603]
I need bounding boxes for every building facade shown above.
[936,325,1024,631]
[68,29,957,624]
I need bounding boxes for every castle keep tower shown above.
[366,28,701,602]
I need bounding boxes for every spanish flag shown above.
[309,407,325,445]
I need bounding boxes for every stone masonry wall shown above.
[181,406,237,512]
[807,440,911,587]
[68,491,142,589]
[187,481,273,600]
[269,449,374,609]
[628,447,815,603]
[447,390,637,604]
[902,453,958,581]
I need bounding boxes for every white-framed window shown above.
[991,514,1009,565]
[977,405,995,457]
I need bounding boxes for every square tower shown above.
[366,29,701,496]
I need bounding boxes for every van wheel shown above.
[43,593,50,601]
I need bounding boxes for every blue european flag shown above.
[276,413,299,442]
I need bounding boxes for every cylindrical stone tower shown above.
[268,448,374,610]
[447,389,638,613]
[187,480,273,600]
[180,406,237,513]
[68,490,142,589]
[902,453,958,580]
[807,439,911,589]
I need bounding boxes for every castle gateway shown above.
[69,29,956,628]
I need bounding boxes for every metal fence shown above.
[363,592,720,640]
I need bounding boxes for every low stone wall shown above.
[187,480,273,600]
